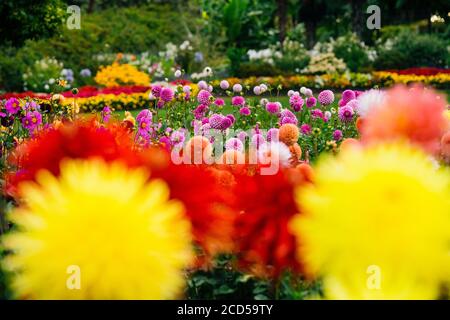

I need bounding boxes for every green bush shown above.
[332,33,374,72]
[374,31,449,70]
[237,61,283,78]
[0,4,190,91]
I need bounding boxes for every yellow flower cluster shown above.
[213,72,450,90]
[94,62,150,87]
[63,91,151,112]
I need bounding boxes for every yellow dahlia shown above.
[2,159,193,299]
[290,143,450,299]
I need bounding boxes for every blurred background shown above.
[0,0,448,92]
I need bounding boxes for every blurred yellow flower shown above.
[95,62,150,87]
[2,159,193,299]
[291,142,450,299]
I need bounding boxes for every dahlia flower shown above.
[318,90,335,106]
[356,89,386,118]
[5,97,20,114]
[361,85,448,153]
[2,159,193,299]
[338,105,354,122]
[291,142,450,299]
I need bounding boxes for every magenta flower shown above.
[333,129,343,141]
[306,97,317,108]
[215,98,225,106]
[209,114,224,130]
[318,90,335,106]
[5,98,20,114]
[232,96,245,106]
[239,106,251,116]
[151,85,162,98]
[300,124,312,135]
[237,131,248,142]
[311,108,324,120]
[160,87,174,102]
[338,105,355,122]
[156,100,165,108]
[289,94,304,111]
[197,89,212,105]
[136,118,151,140]
[22,111,42,131]
[136,109,152,123]
[226,114,235,125]
[101,106,112,122]
[266,102,281,114]
[220,117,232,130]
[342,90,356,103]
[281,117,298,125]
[201,117,209,125]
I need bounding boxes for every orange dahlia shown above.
[361,85,448,153]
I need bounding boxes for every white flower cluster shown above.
[302,52,347,74]
[191,67,213,80]
[247,48,282,65]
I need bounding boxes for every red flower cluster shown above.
[5,119,141,196]
[384,67,450,76]
[4,120,236,256]
[231,167,309,278]
[0,85,151,100]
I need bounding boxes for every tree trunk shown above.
[351,0,365,37]
[88,0,95,13]
[277,0,288,44]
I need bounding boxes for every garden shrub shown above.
[374,31,449,70]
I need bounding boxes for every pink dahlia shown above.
[306,97,317,108]
[151,85,162,98]
[160,87,174,102]
[232,96,245,106]
[266,102,281,114]
[318,90,335,106]
[240,106,251,116]
[300,124,311,135]
[338,105,354,122]
[5,98,20,114]
[197,89,212,105]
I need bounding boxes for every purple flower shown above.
[318,90,335,106]
[267,128,279,142]
[151,85,162,98]
[338,105,355,122]
[197,89,211,105]
[232,96,245,106]
[209,114,224,129]
[24,101,39,111]
[232,83,242,93]
[156,100,165,108]
[226,114,235,125]
[160,87,174,102]
[5,98,20,114]
[136,118,151,140]
[80,68,92,77]
[280,109,296,119]
[281,117,298,125]
[239,106,251,116]
[220,117,232,130]
[289,94,304,111]
[300,124,312,135]
[171,129,186,145]
[311,108,324,120]
[333,129,343,141]
[102,106,112,122]
[136,109,152,123]
[306,97,317,108]
[201,117,209,125]
[251,133,265,148]
[342,90,356,104]
[159,136,172,151]
[225,138,244,152]
[266,102,281,114]
[22,111,42,131]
